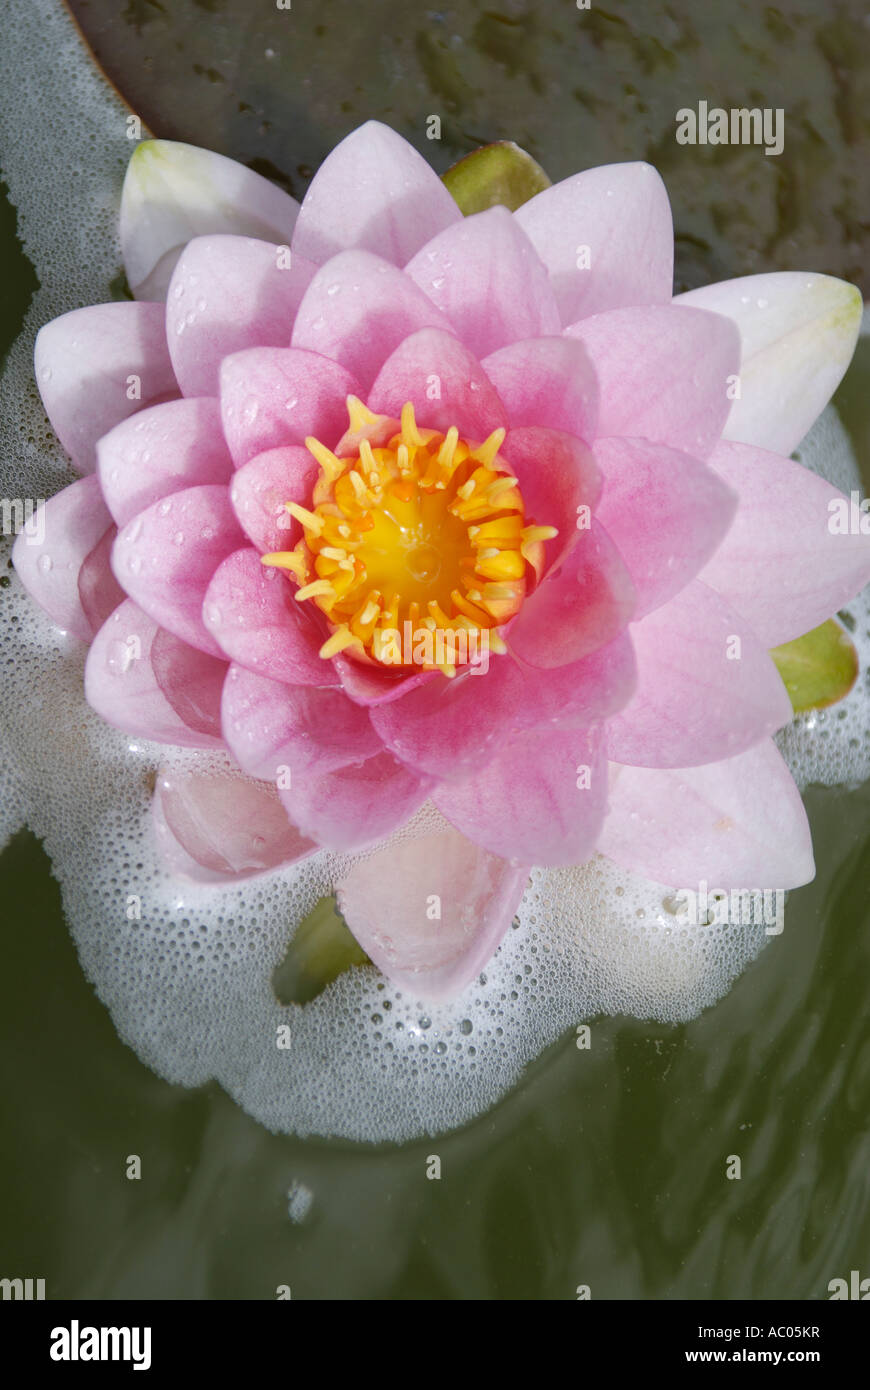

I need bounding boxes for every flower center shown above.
[261,397,557,677]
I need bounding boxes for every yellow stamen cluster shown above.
[261,397,557,677]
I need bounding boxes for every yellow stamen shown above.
[319,626,364,659]
[285,501,324,535]
[472,427,506,468]
[295,579,335,602]
[345,394,381,432]
[401,401,425,446]
[305,436,345,484]
[269,397,557,676]
[260,549,308,579]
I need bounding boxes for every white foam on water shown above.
[0,0,867,1141]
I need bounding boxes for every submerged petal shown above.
[336,827,529,1002]
[153,768,315,881]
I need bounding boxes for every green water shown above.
[2,781,869,1299]
[1,0,869,1300]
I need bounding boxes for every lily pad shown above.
[442,141,551,215]
[272,895,370,1006]
[771,618,859,713]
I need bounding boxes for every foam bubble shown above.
[0,0,867,1141]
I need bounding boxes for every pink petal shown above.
[593,436,737,618]
[220,667,428,852]
[221,663,382,781]
[34,303,177,473]
[434,723,607,866]
[153,768,315,882]
[604,580,793,769]
[699,441,870,647]
[507,520,636,669]
[220,347,361,467]
[514,162,674,325]
[279,750,430,853]
[481,336,598,440]
[203,547,338,685]
[291,120,461,267]
[77,527,126,633]
[676,272,862,455]
[404,206,560,358]
[371,633,636,781]
[229,446,319,554]
[12,477,115,641]
[84,599,225,747]
[367,328,507,440]
[501,425,600,572]
[112,484,244,658]
[336,827,529,1002]
[166,235,317,397]
[565,304,739,456]
[370,658,520,782]
[332,655,437,708]
[290,251,454,390]
[97,397,233,528]
[598,740,814,889]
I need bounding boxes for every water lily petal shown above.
[112,484,244,657]
[77,527,126,634]
[220,347,361,467]
[166,235,316,397]
[332,656,437,708]
[368,327,507,440]
[514,161,673,325]
[97,397,233,528]
[153,768,315,882]
[221,664,381,781]
[481,336,598,440]
[229,445,319,555]
[434,723,607,866]
[699,441,870,647]
[336,827,530,1002]
[370,660,520,782]
[279,749,431,854]
[404,206,560,358]
[291,250,453,390]
[598,740,815,889]
[12,477,115,641]
[604,580,793,768]
[34,303,177,473]
[84,599,225,747]
[502,426,600,573]
[676,272,862,455]
[203,547,337,685]
[565,304,739,456]
[291,120,461,267]
[507,520,636,669]
[120,138,299,299]
[372,631,636,781]
[594,436,737,618]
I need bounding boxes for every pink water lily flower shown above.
[14,122,870,1002]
